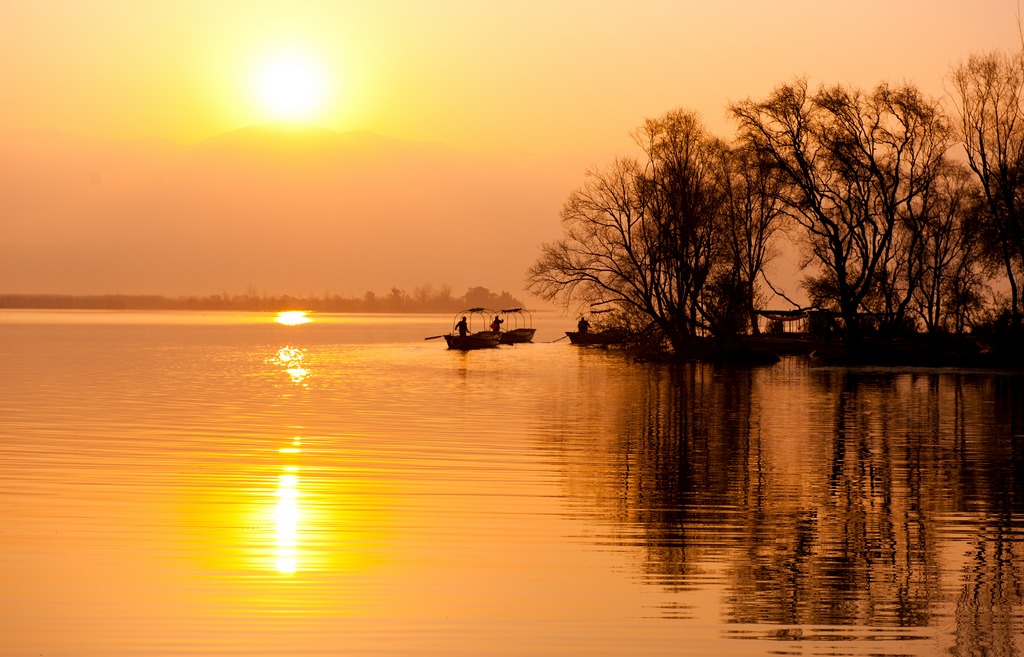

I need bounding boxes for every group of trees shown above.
[348,285,523,313]
[527,46,1024,355]
[0,286,524,313]
[527,111,784,353]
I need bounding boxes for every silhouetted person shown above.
[578,316,590,333]
[490,315,504,333]
[456,316,469,337]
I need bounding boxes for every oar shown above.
[546,335,568,343]
[424,335,447,340]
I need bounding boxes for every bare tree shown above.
[868,85,954,333]
[636,111,732,338]
[950,49,1024,324]
[720,144,788,334]
[527,109,729,352]
[731,80,951,348]
[908,162,988,333]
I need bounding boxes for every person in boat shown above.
[455,316,469,337]
[577,316,590,333]
[490,315,504,333]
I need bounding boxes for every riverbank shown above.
[626,332,1024,370]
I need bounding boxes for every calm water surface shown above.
[1,310,1022,656]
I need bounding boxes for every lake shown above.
[1,310,1022,656]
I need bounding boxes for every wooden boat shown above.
[441,308,501,350]
[443,331,500,350]
[498,308,536,344]
[565,328,625,346]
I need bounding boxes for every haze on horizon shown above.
[1,1,1020,301]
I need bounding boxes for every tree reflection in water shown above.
[560,361,1023,650]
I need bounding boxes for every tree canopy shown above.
[529,50,1024,358]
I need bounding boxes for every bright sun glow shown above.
[275,310,312,326]
[252,52,327,122]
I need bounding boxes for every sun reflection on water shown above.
[269,346,310,386]
[267,324,309,574]
[274,467,301,575]
[272,434,305,575]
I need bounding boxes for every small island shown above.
[526,70,1024,370]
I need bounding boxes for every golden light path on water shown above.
[274,458,301,575]
[274,347,309,386]
[270,311,310,575]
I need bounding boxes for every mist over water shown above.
[0,129,583,298]
[1,310,1021,656]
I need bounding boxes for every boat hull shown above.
[565,330,623,346]
[499,328,536,344]
[444,331,501,350]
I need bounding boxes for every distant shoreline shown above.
[0,292,526,314]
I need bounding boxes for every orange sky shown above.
[3,1,1019,154]
[1,1,1021,299]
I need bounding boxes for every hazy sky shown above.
[2,1,1022,300]
[3,1,1020,154]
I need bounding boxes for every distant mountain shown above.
[0,124,607,299]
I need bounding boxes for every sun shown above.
[251,51,328,122]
